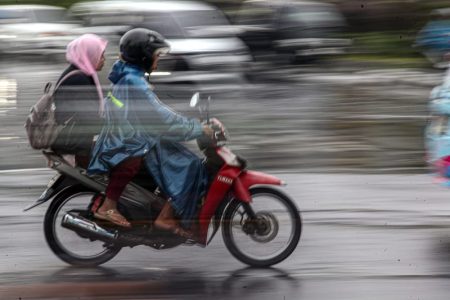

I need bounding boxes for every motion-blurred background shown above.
[3,4,450,299]
[0,0,448,172]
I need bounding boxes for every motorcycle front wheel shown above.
[222,187,301,267]
[44,186,121,267]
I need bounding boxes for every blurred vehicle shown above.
[69,0,251,85]
[415,8,450,68]
[234,0,351,63]
[0,5,80,55]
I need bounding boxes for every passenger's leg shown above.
[94,157,143,227]
[75,155,90,169]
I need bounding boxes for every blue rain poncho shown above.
[88,60,208,224]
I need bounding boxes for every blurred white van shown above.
[0,5,80,55]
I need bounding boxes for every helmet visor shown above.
[154,47,170,57]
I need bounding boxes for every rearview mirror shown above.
[190,92,200,108]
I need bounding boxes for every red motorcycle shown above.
[24,93,302,267]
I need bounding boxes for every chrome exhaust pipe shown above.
[62,213,118,242]
[61,213,181,248]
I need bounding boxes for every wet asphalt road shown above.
[2,170,450,299]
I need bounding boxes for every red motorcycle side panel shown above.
[197,166,241,244]
[232,177,252,203]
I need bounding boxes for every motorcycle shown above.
[24,93,302,267]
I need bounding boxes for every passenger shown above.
[88,28,213,236]
[52,34,107,168]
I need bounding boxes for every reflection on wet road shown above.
[0,267,300,300]
[0,78,17,114]
[2,170,450,299]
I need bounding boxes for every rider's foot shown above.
[93,197,131,228]
[154,219,193,239]
[154,202,193,239]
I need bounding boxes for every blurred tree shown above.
[0,0,444,33]
[333,1,424,32]
[0,0,243,9]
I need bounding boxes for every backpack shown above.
[24,70,82,150]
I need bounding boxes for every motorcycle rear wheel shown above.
[222,187,301,267]
[44,186,121,267]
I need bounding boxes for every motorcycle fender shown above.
[23,174,78,211]
[232,178,252,203]
[233,171,284,203]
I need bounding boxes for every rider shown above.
[88,28,213,236]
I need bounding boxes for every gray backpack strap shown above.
[53,70,84,125]
[54,70,84,92]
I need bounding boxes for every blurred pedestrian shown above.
[51,34,108,168]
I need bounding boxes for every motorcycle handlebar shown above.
[211,124,222,132]
[203,120,227,142]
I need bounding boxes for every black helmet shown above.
[119,28,170,71]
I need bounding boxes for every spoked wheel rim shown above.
[224,189,301,265]
[52,191,117,261]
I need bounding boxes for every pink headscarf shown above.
[66,34,108,117]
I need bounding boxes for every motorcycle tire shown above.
[222,187,302,267]
[44,185,121,267]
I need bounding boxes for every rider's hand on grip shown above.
[202,125,214,139]
[210,118,226,141]
[210,118,223,129]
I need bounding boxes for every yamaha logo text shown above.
[217,175,233,185]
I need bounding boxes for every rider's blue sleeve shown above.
[132,77,204,141]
